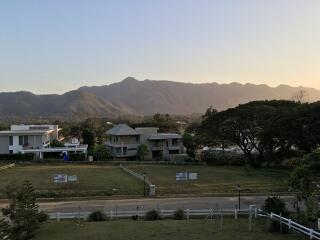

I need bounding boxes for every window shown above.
[9,150,13,154]
[19,136,23,145]
[172,139,178,146]
[9,136,13,146]
[109,136,112,142]
[24,136,28,145]
[135,135,140,143]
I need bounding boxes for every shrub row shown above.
[86,209,185,222]
[200,151,247,166]
[0,153,34,161]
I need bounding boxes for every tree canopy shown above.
[197,100,320,167]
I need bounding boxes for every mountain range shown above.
[1,77,319,118]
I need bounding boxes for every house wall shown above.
[135,128,158,144]
[0,136,9,154]
[118,135,139,144]
[149,138,184,159]
[27,135,44,149]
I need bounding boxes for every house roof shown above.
[106,124,139,136]
[0,130,53,136]
[149,133,182,140]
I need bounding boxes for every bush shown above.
[37,211,49,223]
[200,150,247,166]
[69,153,87,161]
[0,153,34,161]
[87,211,107,222]
[131,215,138,220]
[265,219,289,233]
[173,209,185,220]
[145,210,161,221]
[263,196,288,216]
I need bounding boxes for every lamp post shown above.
[143,172,146,197]
[236,184,241,210]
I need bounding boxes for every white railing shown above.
[0,163,15,171]
[47,207,320,239]
[258,209,320,240]
[48,208,251,221]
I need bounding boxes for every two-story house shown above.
[106,124,185,160]
[0,124,87,159]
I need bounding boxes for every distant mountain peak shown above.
[1,78,320,118]
[121,76,139,83]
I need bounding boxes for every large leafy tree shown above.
[289,151,320,219]
[198,100,301,167]
[182,133,197,159]
[93,144,112,161]
[2,181,45,240]
[0,218,10,239]
[137,144,149,161]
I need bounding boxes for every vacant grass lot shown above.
[0,165,142,198]
[128,165,290,195]
[34,219,300,240]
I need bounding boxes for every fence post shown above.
[186,209,190,220]
[310,229,313,239]
[235,207,238,220]
[57,212,60,222]
[249,207,252,231]
[110,210,113,220]
[280,213,283,233]
[288,219,291,229]
[254,208,258,219]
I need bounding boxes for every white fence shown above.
[0,163,15,171]
[48,207,320,239]
[119,164,156,196]
[48,208,252,221]
[258,210,320,240]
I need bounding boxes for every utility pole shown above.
[236,184,241,210]
[143,172,146,197]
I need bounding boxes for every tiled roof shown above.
[149,133,182,140]
[106,124,139,136]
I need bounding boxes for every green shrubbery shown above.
[0,153,34,161]
[263,196,289,233]
[87,211,108,222]
[69,153,87,161]
[200,150,247,166]
[173,209,185,220]
[145,210,161,221]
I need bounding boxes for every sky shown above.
[0,0,319,94]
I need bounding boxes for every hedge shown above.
[0,153,34,161]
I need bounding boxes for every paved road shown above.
[33,196,295,213]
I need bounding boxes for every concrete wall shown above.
[135,128,158,144]
[28,135,44,149]
[118,135,139,144]
[0,136,9,154]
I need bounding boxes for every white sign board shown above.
[53,174,68,183]
[318,218,320,230]
[68,175,78,182]
[176,172,188,181]
[188,172,198,180]
[176,172,198,181]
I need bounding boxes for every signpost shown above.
[176,172,198,181]
[53,174,78,183]
[53,174,68,183]
[68,175,78,182]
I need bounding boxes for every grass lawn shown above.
[0,164,143,198]
[128,165,290,195]
[34,219,300,240]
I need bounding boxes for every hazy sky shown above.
[0,0,319,94]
